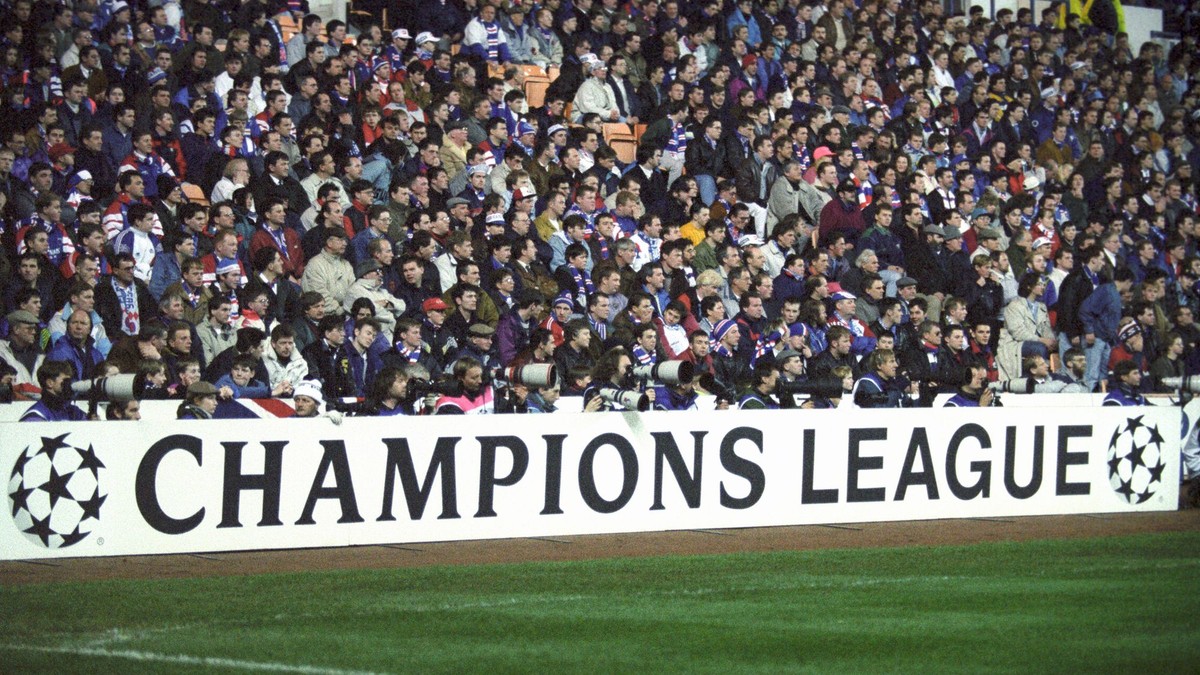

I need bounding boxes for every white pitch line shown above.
[0,644,388,675]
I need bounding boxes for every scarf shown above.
[113,278,140,336]
[568,265,594,299]
[396,344,422,363]
[751,330,783,367]
[632,344,656,365]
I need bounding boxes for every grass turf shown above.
[1,532,1197,673]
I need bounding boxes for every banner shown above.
[1,406,1182,560]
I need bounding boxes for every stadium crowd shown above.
[0,0,1197,421]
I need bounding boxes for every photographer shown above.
[738,362,782,410]
[20,361,87,422]
[1102,360,1149,407]
[359,366,413,416]
[105,399,142,420]
[651,375,700,411]
[582,347,650,412]
[944,363,999,407]
[433,357,494,414]
[525,380,561,413]
[852,349,916,408]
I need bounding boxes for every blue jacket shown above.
[149,253,181,300]
[20,398,87,422]
[46,335,104,381]
[651,385,698,411]
[1078,282,1123,344]
[1102,384,1147,406]
[214,373,271,398]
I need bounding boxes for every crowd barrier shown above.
[1,405,1182,560]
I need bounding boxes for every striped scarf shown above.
[751,330,783,367]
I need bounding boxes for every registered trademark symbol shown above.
[96,537,104,546]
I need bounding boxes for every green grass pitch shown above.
[2,533,1197,673]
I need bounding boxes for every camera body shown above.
[596,385,650,411]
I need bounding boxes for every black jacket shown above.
[93,276,156,339]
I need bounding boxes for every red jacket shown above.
[249,225,307,278]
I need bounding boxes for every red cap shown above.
[422,297,449,312]
[742,54,757,68]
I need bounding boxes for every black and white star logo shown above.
[22,512,54,547]
[36,434,70,462]
[1107,417,1168,505]
[9,434,108,549]
[76,444,104,477]
[39,466,75,510]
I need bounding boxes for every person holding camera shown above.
[944,363,999,407]
[651,375,700,411]
[433,357,495,414]
[738,362,782,410]
[1102,360,1149,407]
[852,349,916,408]
[20,361,88,422]
[582,346,649,412]
[359,366,413,416]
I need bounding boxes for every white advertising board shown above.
[1,406,1181,560]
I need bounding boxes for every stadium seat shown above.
[610,137,636,164]
[605,123,638,164]
[524,75,551,109]
[519,65,547,80]
[602,123,634,145]
[182,183,209,206]
[547,65,559,81]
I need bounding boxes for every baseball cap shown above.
[831,291,856,302]
[422,297,449,312]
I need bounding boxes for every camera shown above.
[407,377,462,398]
[776,377,843,399]
[597,385,650,411]
[491,364,558,388]
[697,373,738,404]
[1162,376,1200,393]
[630,361,694,386]
[71,374,144,402]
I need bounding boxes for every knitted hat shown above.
[711,319,736,342]
[293,380,324,406]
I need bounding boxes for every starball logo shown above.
[8,434,106,548]
[1106,416,1168,504]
